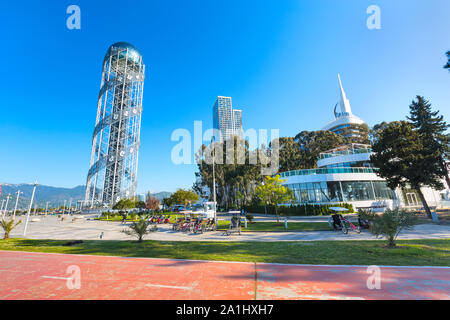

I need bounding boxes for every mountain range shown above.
[0,183,171,210]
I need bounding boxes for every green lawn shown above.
[1,238,449,266]
[217,221,331,232]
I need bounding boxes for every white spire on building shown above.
[338,73,352,115]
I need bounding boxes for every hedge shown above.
[242,203,354,216]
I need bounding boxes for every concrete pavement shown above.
[9,215,450,242]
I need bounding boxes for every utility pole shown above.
[13,190,22,220]
[4,194,11,217]
[23,181,38,236]
[211,137,217,226]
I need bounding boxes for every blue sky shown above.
[1,0,450,193]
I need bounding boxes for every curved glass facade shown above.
[286,180,395,203]
[279,167,378,178]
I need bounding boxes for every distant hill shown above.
[0,183,171,210]
[0,183,85,210]
[150,191,172,202]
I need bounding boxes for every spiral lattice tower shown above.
[85,42,145,207]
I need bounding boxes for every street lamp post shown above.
[0,199,5,217]
[63,200,66,215]
[211,138,217,226]
[44,202,49,217]
[68,198,72,215]
[2,194,11,217]
[13,190,22,220]
[23,181,38,236]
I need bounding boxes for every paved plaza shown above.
[0,251,449,300]
[8,214,450,242]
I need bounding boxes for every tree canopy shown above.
[255,175,294,222]
[370,120,444,218]
[194,136,267,210]
[145,192,160,211]
[407,96,450,188]
[444,51,450,70]
[164,188,199,208]
[113,197,138,210]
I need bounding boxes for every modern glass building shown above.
[85,42,145,207]
[280,74,450,209]
[212,96,243,142]
[280,144,398,208]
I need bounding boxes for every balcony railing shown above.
[318,148,373,160]
[279,167,378,178]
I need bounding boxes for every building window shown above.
[372,181,395,200]
[341,181,375,201]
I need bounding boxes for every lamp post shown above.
[13,190,22,220]
[23,181,38,236]
[68,198,72,215]
[63,200,66,215]
[44,202,49,217]
[0,199,5,216]
[2,194,11,217]
[211,138,217,226]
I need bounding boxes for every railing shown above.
[318,148,373,160]
[279,167,378,178]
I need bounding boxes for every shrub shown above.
[245,214,254,223]
[1,218,22,239]
[359,208,418,248]
[242,203,354,216]
[121,220,157,242]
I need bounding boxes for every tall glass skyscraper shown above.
[212,96,243,142]
[85,42,145,207]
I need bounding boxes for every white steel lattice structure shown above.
[85,42,145,207]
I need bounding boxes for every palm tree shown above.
[121,219,156,242]
[1,218,22,239]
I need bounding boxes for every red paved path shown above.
[0,251,448,300]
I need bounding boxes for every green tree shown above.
[294,130,344,168]
[370,121,444,218]
[1,218,21,239]
[407,96,450,189]
[359,208,417,248]
[121,219,157,242]
[162,197,173,208]
[275,137,303,172]
[195,136,265,210]
[112,198,137,210]
[167,188,199,209]
[369,121,389,144]
[255,175,294,223]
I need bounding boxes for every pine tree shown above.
[444,51,450,70]
[370,121,444,219]
[407,96,450,189]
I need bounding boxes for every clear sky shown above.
[1,0,450,193]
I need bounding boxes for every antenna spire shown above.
[337,73,352,115]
